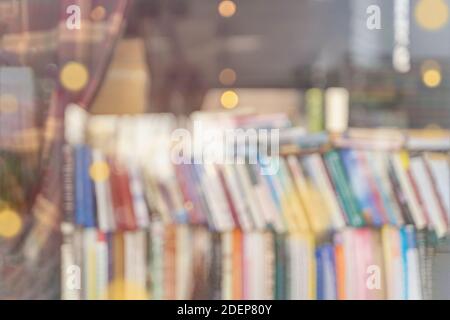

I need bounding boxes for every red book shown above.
[108,159,137,231]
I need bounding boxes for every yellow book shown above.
[109,232,125,300]
[304,232,316,300]
[278,158,311,233]
[83,228,97,300]
[286,155,329,235]
[272,170,303,233]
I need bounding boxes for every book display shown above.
[3,0,450,304]
[61,106,450,300]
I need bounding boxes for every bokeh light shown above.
[415,0,449,30]
[219,68,237,86]
[220,90,239,109]
[0,208,22,239]
[60,62,89,92]
[89,161,110,182]
[91,6,107,21]
[218,0,237,18]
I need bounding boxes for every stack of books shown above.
[61,106,449,300]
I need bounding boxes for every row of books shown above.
[61,109,449,299]
[61,224,437,300]
[63,131,450,237]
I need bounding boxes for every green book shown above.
[305,88,324,133]
[323,150,364,227]
[274,233,287,300]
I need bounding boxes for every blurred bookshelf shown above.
[58,105,450,300]
[1,0,450,301]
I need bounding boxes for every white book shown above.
[221,231,233,300]
[176,225,193,300]
[247,163,279,230]
[405,227,423,300]
[391,153,427,229]
[410,156,447,237]
[61,223,81,300]
[243,232,265,299]
[124,232,138,299]
[128,165,150,228]
[235,163,266,230]
[96,233,109,300]
[135,231,148,298]
[91,149,115,232]
[222,163,253,231]
[425,154,450,221]
[288,235,305,300]
[343,229,357,300]
[150,221,165,299]
[201,163,234,231]
[370,151,404,226]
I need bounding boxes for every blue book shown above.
[74,145,85,226]
[82,146,96,228]
[400,227,409,300]
[315,247,325,300]
[316,244,337,300]
[322,244,337,300]
[340,149,383,226]
[263,173,281,212]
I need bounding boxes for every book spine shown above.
[391,152,427,229]
[315,247,324,300]
[340,149,383,226]
[96,231,109,299]
[360,151,391,225]
[274,233,287,300]
[387,156,414,225]
[232,229,244,300]
[74,145,85,226]
[92,149,115,232]
[324,151,364,227]
[174,163,199,224]
[82,147,96,228]
[404,226,422,300]
[108,160,128,231]
[308,154,347,229]
[128,165,150,229]
[63,145,75,224]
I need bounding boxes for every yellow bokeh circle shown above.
[221,90,239,109]
[218,0,237,18]
[0,208,22,239]
[421,60,442,88]
[60,62,89,92]
[423,69,442,88]
[89,161,110,182]
[415,0,449,30]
